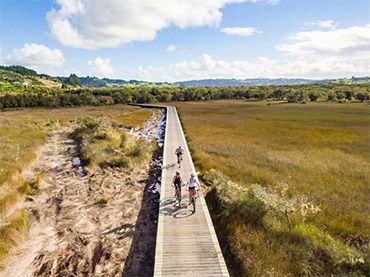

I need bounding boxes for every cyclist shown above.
[175,146,184,168]
[172,171,184,207]
[186,173,200,206]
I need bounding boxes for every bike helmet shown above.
[191,173,196,177]
[176,171,180,175]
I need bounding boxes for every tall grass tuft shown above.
[202,169,367,276]
[0,210,29,269]
[72,116,150,170]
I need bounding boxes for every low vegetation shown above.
[204,170,366,276]
[72,116,150,169]
[0,105,152,268]
[176,100,369,276]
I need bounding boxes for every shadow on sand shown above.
[121,146,162,276]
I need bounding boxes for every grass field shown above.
[0,104,152,266]
[175,100,369,276]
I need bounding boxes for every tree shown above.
[355,92,369,102]
[327,93,337,102]
[0,65,37,76]
[343,90,353,100]
[335,91,346,100]
[308,92,319,101]
[272,89,283,100]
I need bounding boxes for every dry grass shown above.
[114,109,153,128]
[72,116,150,170]
[0,104,152,267]
[175,100,369,276]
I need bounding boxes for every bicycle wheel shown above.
[192,196,196,212]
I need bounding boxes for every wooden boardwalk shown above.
[154,106,229,276]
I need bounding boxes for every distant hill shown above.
[75,76,370,88]
[175,78,324,87]
[77,76,173,88]
[0,65,369,93]
[0,65,38,76]
[331,76,370,85]
[0,65,61,93]
[175,77,370,87]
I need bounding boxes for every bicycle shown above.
[175,188,182,208]
[189,188,198,212]
[177,154,183,168]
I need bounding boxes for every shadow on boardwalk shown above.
[122,146,162,276]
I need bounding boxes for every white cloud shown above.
[46,0,277,49]
[137,52,370,81]
[88,57,115,77]
[221,26,262,36]
[7,43,65,69]
[137,25,370,81]
[276,24,370,56]
[166,44,177,52]
[304,19,335,29]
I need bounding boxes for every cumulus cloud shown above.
[276,24,370,56]
[221,26,262,36]
[137,24,370,81]
[137,52,370,81]
[7,43,65,69]
[304,19,335,29]
[166,45,177,52]
[137,25,370,81]
[88,57,115,77]
[46,0,276,49]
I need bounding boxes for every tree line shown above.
[0,65,38,76]
[0,84,369,109]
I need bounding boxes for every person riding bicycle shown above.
[172,171,184,207]
[175,146,184,168]
[186,173,200,205]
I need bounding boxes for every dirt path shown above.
[1,111,164,277]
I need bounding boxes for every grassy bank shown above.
[72,116,151,170]
[0,105,153,267]
[175,100,369,276]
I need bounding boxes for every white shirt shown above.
[187,177,199,188]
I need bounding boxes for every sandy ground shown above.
[2,110,164,277]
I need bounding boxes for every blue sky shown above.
[0,0,369,81]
